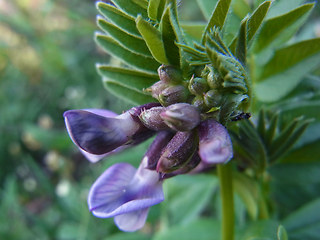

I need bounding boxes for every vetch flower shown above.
[64,102,234,231]
[88,156,164,232]
[64,103,159,162]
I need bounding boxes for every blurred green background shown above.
[1,1,320,240]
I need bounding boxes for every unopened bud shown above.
[144,131,175,170]
[188,76,209,95]
[160,103,200,132]
[206,69,221,89]
[149,81,170,99]
[156,130,197,173]
[158,65,183,83]
[139,107,169,131]
[204,90,222,107]
[159,85,189,106]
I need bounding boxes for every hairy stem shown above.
[217,163,234,240]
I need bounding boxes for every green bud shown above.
[159,85,189,106]
[204,90,222,108]
[188,76,209,95]
[158,65,183,83]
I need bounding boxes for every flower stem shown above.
[217,163,234,240]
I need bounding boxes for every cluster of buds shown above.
[64,99,233,231]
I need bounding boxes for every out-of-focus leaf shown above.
[154,219,220,240]
[96,2,140,37]
[253,3,314,53]
[136,15,169,64]
[104,81,155,105]
[202,0,232,44]
[247,1,271,43]
[131,0,148,9]
[148,0,166,21]
[104,232,150,240]
[258,39,320,80]
[270,162,320,217]
[233,173,259,220]
[95,33,159,73]
[160,6,180,66]
[97,17,151,57]
[231,0,251,19]
[111,0,148,18]
[235,17,248,66]
[283,198,320,240]
[181,22,206,42]
[97,65,158,91]
[164,174,218,225]
[254,39,320,102]
[240,220,280,240]
[277,225,288,240]
[195,0,218,20]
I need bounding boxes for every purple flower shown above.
[64,102,233,231]
[88,156,164,232]
[64,103,158,162]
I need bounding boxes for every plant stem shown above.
[217,163,234,240]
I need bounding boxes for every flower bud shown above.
[144,131,174,170]
[158,85,189,106]
[204,90,222,108]
[198,119,233,164]
[158,65,183,83]
[148,81,170,99]
[160,103,200,132]
[139,107,170,131]
[156,130,198,173]
[188,76,209,95]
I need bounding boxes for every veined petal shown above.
[198,120,233,164]
[88,160,164,219]
[114,208,149,232]
[64,110,128,155]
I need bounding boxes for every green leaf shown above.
[231,0,251,19]
[233,173,259,220]
[111,0,148,18]
[195,0,218,20]
[164,174,218,225]
[202,0,232,44]
[104,232,150,240]
[147,0,166,21]
[136,15,169,64]
[240,220,280,240]
[247,1,271,43]
[97,65,158,91]
[97,17,152,57]
[104,81,155,105]
[277,225,288,240]
[95,33,159,73]
[253,3,315,53]
[283,198,320,240]
[269,162,320,217]
[160,5,180,66]
[254,39,320,102]
[181,22,206,42]
[96,2,140,38]
[259,39,320,80]
[267,0,306,18]
[131,0,148,9]
[280,123,320,163]
[235,17,248,66]
[154,219,220,240]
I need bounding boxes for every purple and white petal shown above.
[114,208,149,232]
[88,158,164,219]
[198,119,233,164]
[64,110,129,155]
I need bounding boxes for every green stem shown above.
[217,163,234,240]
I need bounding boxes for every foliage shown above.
[1,0,320,239]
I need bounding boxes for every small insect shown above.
[231,112,251,122]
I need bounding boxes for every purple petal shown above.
[114,208,149,232]
[88,160,164,219]
[64,110,128,154]
[82,109,118,118]
[198,120,233,164]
